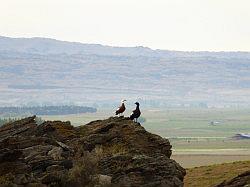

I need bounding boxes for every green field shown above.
[142,108,250,138]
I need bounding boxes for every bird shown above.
[130,102,141,122]
[115,99,126,117]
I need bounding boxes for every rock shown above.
[56,141,71,151]
[13,174,30,185]
[46,165,64,172]
[0,136,57,150]
[40,171,65,185]
[25,183,47,187]
[215,170,250,187]
[0,116,185,187]
[0,161,31,176]
[23,145,54,162]
[36,120,77,142]
[0,116,37,141]
[97,174,112,186]
[0,148,23,162]
[28,156,55,173]
[79,117,172,158]
[48,147,63,160]
[99,154,185,187]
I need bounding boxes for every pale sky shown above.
[0,0,250,51]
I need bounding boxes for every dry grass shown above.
[184,160,250,187]
[66,152,99,186]
[94,143,128,157]
[0,173,14,185]
[61,149,116,187]
[51,121,76,138]
[61,150,106,187]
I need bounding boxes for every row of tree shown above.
[0,116,44,127]
[0,118,17,126]
[0,106,97,116]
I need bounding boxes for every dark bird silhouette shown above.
[130,102,141,122]
[115,99,126,116]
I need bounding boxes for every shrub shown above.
[61,151,100,187]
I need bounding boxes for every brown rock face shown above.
[79,117,172,158]
[0,116,185,187]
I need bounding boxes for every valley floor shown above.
[172,152,250,168]
[172,149,250,168]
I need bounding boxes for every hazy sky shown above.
[1,0,250,51]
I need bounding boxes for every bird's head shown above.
[121,99,127,103]
[135,102,140,106]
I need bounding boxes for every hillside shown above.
[0,116,185,186]
[185,160,250,187]
[1,36,250,107]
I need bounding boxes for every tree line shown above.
[0,106,97,116]
[0,116,44,127]
[0,118,16,126]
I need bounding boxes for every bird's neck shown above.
[136,105,139,110]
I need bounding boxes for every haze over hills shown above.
[1,36,250,108]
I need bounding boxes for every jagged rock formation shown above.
[215,170,250,187]
[0,116,185,187]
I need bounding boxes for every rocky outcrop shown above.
[215,170,250,187]
[0,116,185,187]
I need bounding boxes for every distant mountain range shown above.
[1,35,250,108]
